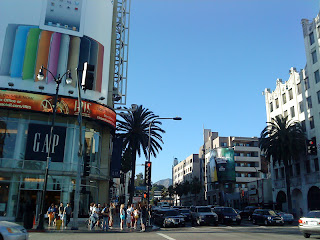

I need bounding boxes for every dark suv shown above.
[213,207,241,225]
[240,206,259,220]
[191,206,219,226]
[252,209,284,226]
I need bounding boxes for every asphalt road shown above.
[29,223,313,240]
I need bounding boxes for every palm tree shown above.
[259,115,306,213]
[117,105,165,203]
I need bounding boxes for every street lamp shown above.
[146,116,182,224]
[37,65,72,230]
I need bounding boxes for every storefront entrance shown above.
[17,190,61,221]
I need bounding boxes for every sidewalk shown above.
[28,218,160,233]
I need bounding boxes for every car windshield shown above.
[222,208,236,214]
[198,207,211,212]
[180,209,190,213]
[264,210,277,216]
[306,211,320,218]
[164,210,179,216]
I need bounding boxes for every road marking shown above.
[157,233,176,240]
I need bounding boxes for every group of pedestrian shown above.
[88,202,116,231]
[120,202,148,232]
[47,202,72,228]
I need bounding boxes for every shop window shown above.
[0,182,10,217]
[0,119,18,159]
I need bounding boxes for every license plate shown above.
[309,221,317,226]
[276,220,280,223]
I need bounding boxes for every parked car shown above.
[0,221,29,240]
[213,207,241,225]
[191,206,218,226]
[179,208,192,222]
[153,209,186,228]
[252,209,284,226]
[275,211,294,224]
[299,210,320,238]
[240,206,260,220]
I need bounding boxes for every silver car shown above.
[0,221,28,240]
[299,211,320,238]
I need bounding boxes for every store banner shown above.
[25,123,66,162]
[209,148,236,183]
[0,90,116,128]
[110,137,123,178]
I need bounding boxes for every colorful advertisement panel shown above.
[0,90,116,128]
[209,148,235,183]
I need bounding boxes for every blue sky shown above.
[126,0,320,183]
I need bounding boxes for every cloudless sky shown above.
[125,0,320,183]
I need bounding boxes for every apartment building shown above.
[263,12,320,215]
[172,154,200,205]
[202,130,262,208]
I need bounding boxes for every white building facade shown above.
[172,154,200,206]
[263,12,320,215]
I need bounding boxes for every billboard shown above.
[0,90,116,128]
[209,148,235,183]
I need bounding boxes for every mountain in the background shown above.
[154,178,172,188]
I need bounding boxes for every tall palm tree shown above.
[117,105,165,203]
[259,115,306,213]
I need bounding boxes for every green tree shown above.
[161,187,168,199]
[117,105,165,203]
[168,185,174,198]
[191,177,201,205]
[259,116,306,213]
[174,182,184,206]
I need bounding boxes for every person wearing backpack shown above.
[101,203,109,232]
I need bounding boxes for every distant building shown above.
[201,130,263,209]
[172,154,200,206]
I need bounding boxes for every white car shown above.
[0,221,28,240]
[299,211,320,238]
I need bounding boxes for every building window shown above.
[315,70,320,84]
[299,101,304,113]
[309,116,315,129]
[314,158,319,172]
[305,160,311,174]
[317,90,320,104]
[280,168,285,178]
[295,163,300,176]
[288,89,293,100]
[275,98,279,108]
[305,78,310,90]
[288,165,293,177]
[312,50,318,64]
[290,106,295,118]
[301,120,306,132]
[297,82,302,94]
[307,96,312,109]
[309,32,315,45]
[282,93,287,104]
[275,169,278,179]
[284,110,288,118]
[270,102,273,112]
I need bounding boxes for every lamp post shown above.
[146,116,182,224]
[37,66,72,230]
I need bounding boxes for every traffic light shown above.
[145,161,152,186]
[307,138,317,155]
[83,155,90,177]
[81,62,95,91]
[143,192,147,199]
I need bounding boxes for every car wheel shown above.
[252,219,256,225]
[248,215,252,221]
[163,221,166,228]
[197,219,201,226]
[264,219,268,226]
[303,233,311,238]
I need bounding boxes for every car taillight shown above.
[298,219,305,224]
